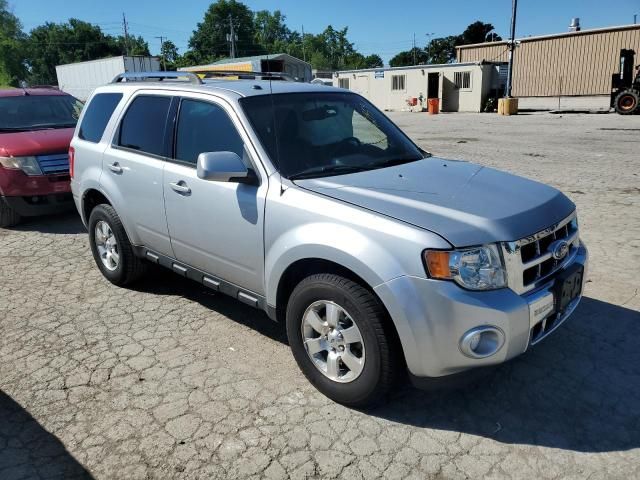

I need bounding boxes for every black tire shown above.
[286,273,399,408]
[88,204,147,286]
[614,89,639,115]
[0,200,21,228]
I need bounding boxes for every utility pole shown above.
[226,15,238,58]
[155,36,166,70]
[505,0,518,98]
[122,12,130,56]
[302,25,306,62]
[413,33,416,65]
[425,32,434,63]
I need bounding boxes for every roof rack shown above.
[199,70,296,82]
[111,71,203,85]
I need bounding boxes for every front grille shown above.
[36,153,69,175]
[502,212,579,294]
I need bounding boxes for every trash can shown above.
[498,97,518,115]
[428,98,439,115]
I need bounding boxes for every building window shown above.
[391,74,406,91]
[454,71,472,90]
[338,78,350,89]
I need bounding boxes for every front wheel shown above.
[286,273,399,407]
[614,89,639,115]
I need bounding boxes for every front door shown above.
[101,93,174,257]
[163,97,267,295]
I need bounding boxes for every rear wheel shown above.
[0,200,21,228]
[286,273,398,407]
[88,204,147,286]
[614,89,639,115]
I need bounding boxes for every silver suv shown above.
[71,72,588,407]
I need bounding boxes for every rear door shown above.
[100,91,175,257]
[163,95,267,295]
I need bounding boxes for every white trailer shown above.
[55,56,161,101]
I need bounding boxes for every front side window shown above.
[175,99,244,165]
[338,78,350,89]
[118,95,171,156]
[0,94,84,133]
[240,92,423,179]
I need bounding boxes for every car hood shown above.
[0,128,75,157]
[294,158,575,247]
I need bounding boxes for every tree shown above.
[389,47,428,67]
[425,35,459,64]
[253,10,291,53]
[459,21,501,44]
[390,21,502,67]
[342,53,383,70]
[189,0,261,64]
[113,34,150,56]
[160,40,179,69]
[0,0,27,86]
[26,19,121,84]
[363,54,383,68]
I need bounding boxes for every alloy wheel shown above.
[94,220,119,271]
[300,300,365,383]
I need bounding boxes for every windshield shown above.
[0,94,83,132]
[240,92,425,179]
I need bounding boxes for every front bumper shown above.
[1,192,74,217]
[374,241,588,379]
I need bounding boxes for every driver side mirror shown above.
[196,151,253,183]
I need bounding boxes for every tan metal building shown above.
[456,24,640,110]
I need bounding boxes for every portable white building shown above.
[55,56,161,101]
[335,62,497,112]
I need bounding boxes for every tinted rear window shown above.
[118,95,171,157]
[79,93,122,143]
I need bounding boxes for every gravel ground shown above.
[1,112,638,480]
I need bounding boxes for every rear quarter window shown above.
[78,93,123,143]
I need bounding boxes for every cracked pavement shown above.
[1,112,639,479]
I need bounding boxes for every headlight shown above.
[0,156,42,176]
[424,244,507,290]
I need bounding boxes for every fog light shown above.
[459,326,505,359]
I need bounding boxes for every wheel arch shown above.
[82,188,112,224]
[272,256,407,373]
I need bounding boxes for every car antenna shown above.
[265,53,285,195]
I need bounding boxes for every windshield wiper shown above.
[0,127,30,132]
[365,156,423,170]
[30,123,76,130]
[289,164,370,180]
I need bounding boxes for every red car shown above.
[0,87,82,227]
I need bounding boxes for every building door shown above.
[427,72,439,99]
[354,75,370,97]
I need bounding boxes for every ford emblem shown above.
[549,240,569,260]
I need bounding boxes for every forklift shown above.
[611,49,640,115]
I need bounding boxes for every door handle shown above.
[169,181,191,195]
[108,162,123,174]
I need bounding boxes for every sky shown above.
[11,0,640,64]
